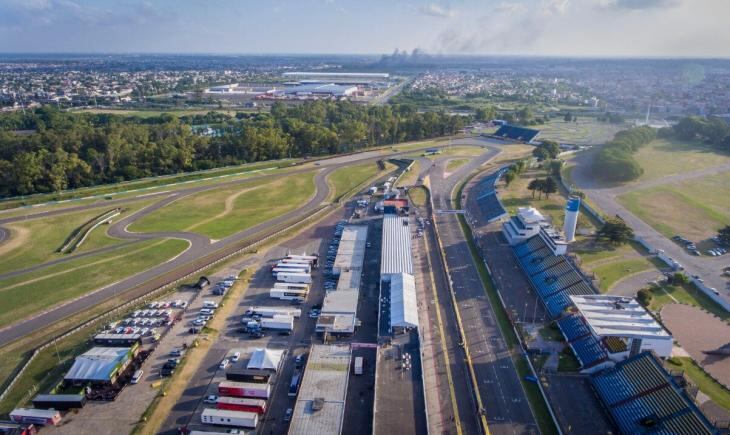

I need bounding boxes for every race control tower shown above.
[564,196,581,242]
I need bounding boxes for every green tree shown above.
[564,112,572,122]
[475,106,496,122]
[597,216,634,244]
[527,179,542,199]
[542,177,558,199]
[504,169,517,186]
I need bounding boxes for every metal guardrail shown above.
[0,203,333,407]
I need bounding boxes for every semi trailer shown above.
[218,381,271,399]
[200,408,258,428]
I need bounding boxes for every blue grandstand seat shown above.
[556,314,591,342]
[494,125,540,143]
[570,335,608,367]
[590,352,716,435]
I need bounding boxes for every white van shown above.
[131,369,144,384]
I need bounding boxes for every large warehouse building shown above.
[288,344,351,435]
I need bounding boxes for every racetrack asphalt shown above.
[426,138,539,434]
[0,142,453,348]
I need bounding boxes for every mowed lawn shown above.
[0,201,153,276]
[407,145,485,159]
[130,172,316,240]
[446,158,469,172]
[328,162,383,199]
[665,357,730,411]
[0,238,188,328]
[618,171,730,241]
[532,118,624,146]
[633,139,730,181]
[397,160,421,187]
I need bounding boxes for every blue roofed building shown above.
[492,124,541,144]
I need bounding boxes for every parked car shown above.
[231,352,241,362]
[219,358,230,370]
[203,395,218,404]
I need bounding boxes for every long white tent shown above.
[389,273,419,329]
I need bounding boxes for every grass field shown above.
[0,238,188,328]
[665,357,730,411]
[446,158,469,173]
[408,186,428,207]
[646,283,730,322]
[590,258,655,292]
[633,139,730,182]
[618,171,730,242]
[328,162,382,200]
[130,172,316,240]
[500,169,595,231]
[397,160,421,187]
[0,201,155,276]
[532,118,625,146]
[407,145,485,160]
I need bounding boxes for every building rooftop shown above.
[517,207,546,224]
[570,295,671,340]
[321,290,359,315]
[64,347,132,382]
[289,344,351,435]
[381,215,413,277]
[333,225,368,275]
[389,273,418,329]
[247,348,284,371]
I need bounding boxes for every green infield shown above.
[633,139,730,181]
[396,160,421,187]
[500,169,595,231]
[328,162,383,200]
[618,171,730,242]
[0,201,155,276]
[407,145,485,159]
[407,186,428,208]
[0,238,189,328]
[446,158,469,173]
[532,118,625,146]
[129,172,316,240]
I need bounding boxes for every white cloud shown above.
[420,3,455,18]
[599,0,682,9]
[495,2,529,14]
[542,0,570,15]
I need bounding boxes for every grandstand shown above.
[492,124,541,144]
[512,234,597,319]
[474,168,508,222]
[591,352,716,435]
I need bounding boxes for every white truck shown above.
[276,271,312,284]
[354,356,364,375]
[244,306,302,318]
[272,264,310,275]
[261,315,294,331]
[270,288,308,301]
[273,282,310,291]
[200,408,258,429]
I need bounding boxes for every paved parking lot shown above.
[45,274,232,434]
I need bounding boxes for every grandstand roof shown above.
[494,125,541,143]
[389,273,419,329]
[517,207,546,224]
[381,215,413,277]
[570,295,671,341]
[591,352,716,435]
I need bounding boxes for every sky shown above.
[0,0,728,57]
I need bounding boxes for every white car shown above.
[219,359,230,370]
[231,352,241,362]
[203,395,218,404]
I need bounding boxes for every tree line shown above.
[670,116,730,152]
[592,126,656,182]
[0,102,467,197]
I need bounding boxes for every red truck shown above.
[216,396,267,414]
[218,381,271,399]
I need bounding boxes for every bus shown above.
[288,371,301,398]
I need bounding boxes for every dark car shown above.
[189,327,200,334]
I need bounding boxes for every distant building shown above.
[492,124,541,144]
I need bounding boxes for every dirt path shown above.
[0,225,29,258]
[186,185,259,233]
